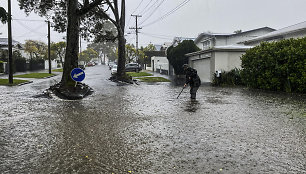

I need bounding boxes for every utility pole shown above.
[8,0,13,84]
[129,14,142,65]
[48,21,51,74]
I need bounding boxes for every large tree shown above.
[167,40,200,75]
[18,0,127,87]
[79,48,98,63]
[51,41,66,67]
[24,40,47,60]
[87,40,117,64]
[88,0,126,79]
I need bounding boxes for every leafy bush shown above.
[29,58,45,71]
[167,40,200,75]
[0,61,3,73]
[13,51,27,72]
[241,37,306,93]
[212,68,244,86]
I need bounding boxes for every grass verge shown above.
[136,77,171,82]
[0,79,30,86]
[52,69,63,72]
[127,72,152,77]
[14,73,56,78]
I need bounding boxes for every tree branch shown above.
[78,0,104,16]
[95,6,118,28]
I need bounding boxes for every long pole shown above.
[48,21,51,74]
[130,15,142,64]
[8,0,13,84]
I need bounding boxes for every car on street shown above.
[111,65,117,75]
[125,63,142,72]
[87,62,95,67]
[108,62,116,70]
[78,61,86,70]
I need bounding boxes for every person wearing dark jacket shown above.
[183,64,201,100]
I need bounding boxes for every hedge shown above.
[241,37,306,93]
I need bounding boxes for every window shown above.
[202,40,211,50]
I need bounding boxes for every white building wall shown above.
[214,51,244,72]
[215,37,227,46]
[151,56,169,72]
[189,53,212,83]
[45,60,58,69]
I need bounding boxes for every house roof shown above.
[194,33,232,44]
[242,21,306,44]
[194,27,276,44]
[185,44,252,57]
[0,38,20,46]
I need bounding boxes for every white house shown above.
[186,27,275,83]
[151,56,170,75]
[242,21,306,45]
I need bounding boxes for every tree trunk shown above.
[61,0,80,87]
[116,29,126,77]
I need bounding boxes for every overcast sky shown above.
[1,0,306,49]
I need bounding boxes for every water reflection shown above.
[184,100,200,112]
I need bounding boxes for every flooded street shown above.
[0,65,305,173]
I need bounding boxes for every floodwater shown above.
[0,65,305,173]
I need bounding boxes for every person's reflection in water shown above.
[184,100,200,112]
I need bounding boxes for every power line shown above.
[141,0,191,27]
[138,0,156,15]
[140,32,174,40]
[140,33,171,40]
[139,0,167,25]
[126,0,145,31]
[14,20,46,35]
[131,0,145,15]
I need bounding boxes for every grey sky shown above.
[1,0,306,48]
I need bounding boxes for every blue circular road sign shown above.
[71,68,85,82]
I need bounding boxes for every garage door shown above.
[192,58,211,83]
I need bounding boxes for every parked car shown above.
[78,64,85,70]
[125,63,142,72]
[108,62,116,70]
[87,62,95,67]
[78,61,86,70]
[111,65,117,75]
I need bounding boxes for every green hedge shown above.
[212,68,243,86]
[241,37,306,93]
[0,61,3,73]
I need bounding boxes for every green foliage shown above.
[125,44,137,63]
[126,72,152,77]
[24,40,48,60]
[13,50,27,72]
[79,48,98,63]
[167,40,200,75]
[29,59,45,71]
[0,61,3,73]
[0,7,7,23]
[14,73,55,78]
[0,79,29,86]
[136,77,171,82]
[241,37,306,93]
[88,41,117,63]
[51,41,66,66]
[212,68,244,86]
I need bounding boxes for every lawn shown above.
[136,77,171,82]
[52,69,63,72]
[14,73,56,78]
[127,72,152,77]
[0,79,30,86]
